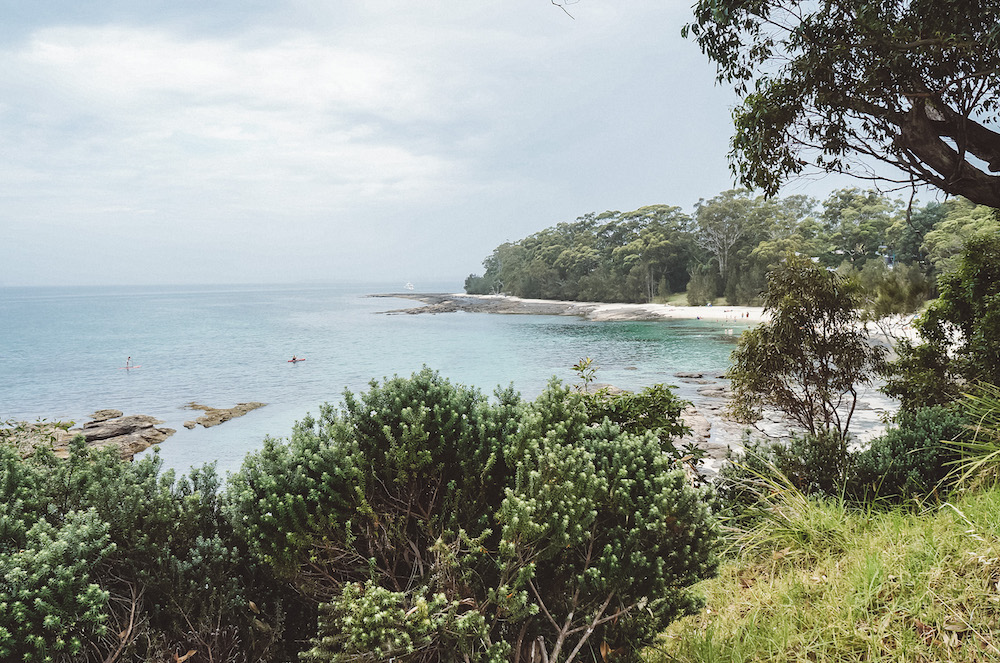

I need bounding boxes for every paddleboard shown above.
[119,365,142,370]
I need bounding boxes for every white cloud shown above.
[0,2,770,286]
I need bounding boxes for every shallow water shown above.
[1,282,754,475]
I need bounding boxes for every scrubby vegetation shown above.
[0,369,719,663]
[667,231,1000,662]
[660,380,1000,662]
[657,482,1000,663]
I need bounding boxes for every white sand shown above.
[461,294,770,323]
[586,302,768,323]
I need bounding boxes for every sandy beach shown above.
[374,292,770,323]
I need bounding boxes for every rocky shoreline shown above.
[5,402,268,461]
[182,401,267,429]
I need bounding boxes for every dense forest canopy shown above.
[465,187,999,306]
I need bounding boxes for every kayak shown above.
[288,358,305,363]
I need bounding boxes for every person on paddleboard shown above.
[126,356,131,368]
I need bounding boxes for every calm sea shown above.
[0,282,751,475]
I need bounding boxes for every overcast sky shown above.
[2,1,859,287]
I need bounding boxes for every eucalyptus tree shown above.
[684,0,1000,206]
[610,205,695,300]
[468,206,696,303]
[920,198,1000,275]
[693,189,781,303]
[885,200,948,272]
[819,188,903,268]
[887,232,1000,409]
[727,255,888,440]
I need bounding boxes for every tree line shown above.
[465,188,999,307]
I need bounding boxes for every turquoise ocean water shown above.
[0,282,751,475]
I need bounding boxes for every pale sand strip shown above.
[458,294,769,322]
[376,292,769,323]
[578,301,766,323]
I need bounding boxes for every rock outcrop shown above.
[183,402,267,429]
[6,411,176,461]
[79,414,176,458]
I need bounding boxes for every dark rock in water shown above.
[675,372,704,379]
[697,386,730,398]
[78,414,175,459]
[82,414,164,441]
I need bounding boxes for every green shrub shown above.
[0,509,112,661]
[572,358,702,480]
[886,233,1000,410]
[849,405,966,502]
[715,430,850,524]
[0,439,288,662]
[226,368,720,663]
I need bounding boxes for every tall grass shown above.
[948,383,1000,490]
[731,462,852,563]
[654,476,1000,662]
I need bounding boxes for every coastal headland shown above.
[372,292,769,323]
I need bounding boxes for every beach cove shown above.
[375,292,898,467]
[2,284,896,475]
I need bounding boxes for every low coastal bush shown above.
[572,357,703,479]
[848,405,967,503]
[714,431,850,525]
[225,368,721,663]
[0,439,289,662]
[1,369,718,661]
[717,405,967,520]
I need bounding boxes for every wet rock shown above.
[185,402,267,428]
[697,386,730,398]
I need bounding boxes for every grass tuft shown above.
[654,481,1000,662]
[948,383,1000,491]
